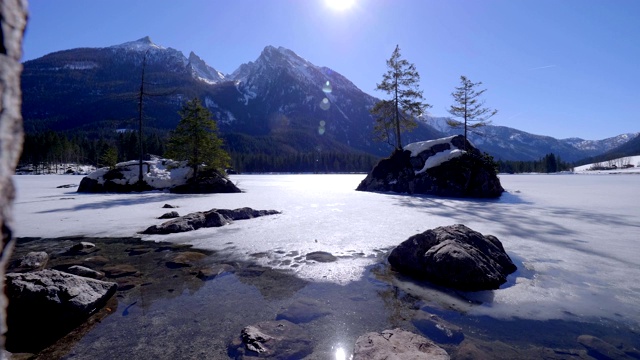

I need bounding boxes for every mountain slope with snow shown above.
[21,37,636,161]
[425,117,637,162]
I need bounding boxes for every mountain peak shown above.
[112,36,165,51]
[187,51,225,84]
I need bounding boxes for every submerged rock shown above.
[69,241,97,254]
[102,264,139,278]
[166,251,207,268]
[64,265,105,279]
[412,312,465,344]
[17,251,49,272]
[353,328,449,360]
[230,320,313,359]
[388,224,516,291]
[357,135,504,198]
[141,207,280,235]
[577,335,631,359]
[276,297,331,324]
[197,264,235,280]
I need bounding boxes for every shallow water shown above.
[7,236,640,359]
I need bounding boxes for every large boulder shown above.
[77,156,240,193]
[5,269,117,352]
[388,224,517,291]
[141,207,280,235]
[169,168,240,194]
[353,328,449,360]
[357,135,504,198]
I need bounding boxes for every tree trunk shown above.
[0,0,27,352]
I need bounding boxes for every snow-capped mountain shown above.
[561,133,639,154]
[425,117,638,161]
[187,51,226,84]
[210,45,440,155]
[21,37,637,162]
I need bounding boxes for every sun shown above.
[325,0,356,11]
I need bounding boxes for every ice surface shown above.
[12,173,640,327]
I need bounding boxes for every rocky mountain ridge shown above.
[21,37,637,162]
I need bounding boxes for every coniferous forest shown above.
[20,128,380,174]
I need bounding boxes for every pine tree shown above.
[371,45,430,150]
[99,146,118,169]
[165,98,230,179]
[446,76,497,149]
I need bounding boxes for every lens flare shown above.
[318,120,326,135]
[319,98,331,111]
[323,81,333,93]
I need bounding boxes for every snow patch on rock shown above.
[404,136,467,174]
[87,157,193,189]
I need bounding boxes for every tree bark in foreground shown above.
[0,0,27,353]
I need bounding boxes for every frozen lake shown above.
[11,173,640,356]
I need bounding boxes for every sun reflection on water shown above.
[335,347,347,360]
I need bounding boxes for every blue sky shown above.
[23,0,640,140]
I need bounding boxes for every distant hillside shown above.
[426,117,637,162]
[574,133,640,166]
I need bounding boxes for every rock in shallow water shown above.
[276,297,331,324]
[5,269,117,352]
[64,265,105,279]
[353,328,449,360]
[17,251,49,271]
[230,320,313,359]
[388,224,516,291]
[577,335,631,359]
[412,312,464,344]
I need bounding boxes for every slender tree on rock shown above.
[165,98,230,179]
[371,45,430,151]
[446,76,498,149]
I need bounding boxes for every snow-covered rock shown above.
[77,156,240,193]
[357,135,504,198]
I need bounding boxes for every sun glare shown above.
[325,0,356,11]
